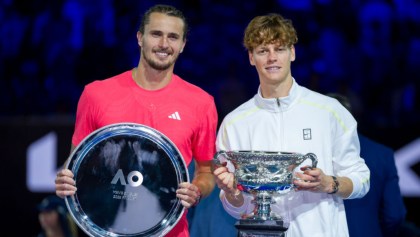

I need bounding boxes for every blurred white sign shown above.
[395,138,420,197]
[26,132,58,192]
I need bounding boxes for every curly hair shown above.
[243,13,298,51]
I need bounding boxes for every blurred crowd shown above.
[1,0,419,134]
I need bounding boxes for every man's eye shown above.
[151,32,161,37]
[168,34,179,40]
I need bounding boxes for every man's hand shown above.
[213,166,236,193]
[55,169,77,198]
[213,166,243,206]
[292,166,353,198]
[176,182,201,208]
[292,166,331,193]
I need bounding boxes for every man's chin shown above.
[150,63,172,71]
[146,58,174,70]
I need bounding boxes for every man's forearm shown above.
[192,172,215,198]
[334,176,353,199]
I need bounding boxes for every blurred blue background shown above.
[1,0,419,236]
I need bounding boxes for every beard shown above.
[142,48,180,71]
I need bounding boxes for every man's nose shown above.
[158,36,169,48]
[267,50,277,62]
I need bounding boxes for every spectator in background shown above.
[327,93,407,237]
[37,195,79,237]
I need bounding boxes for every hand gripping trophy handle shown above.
[303,152,318,170]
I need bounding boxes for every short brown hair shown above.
[243,13,298,51]
[138,4,189,41]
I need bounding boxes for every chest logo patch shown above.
[303,128,312,140]
[168,111,181,120]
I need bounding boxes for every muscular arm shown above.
[176,160,216,208]
[192,160,215,198]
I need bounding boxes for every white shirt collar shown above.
[254,78,300,112]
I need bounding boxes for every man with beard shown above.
[55,4,217,237]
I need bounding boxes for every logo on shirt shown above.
[168,111,181,120]
[303,129,312,140]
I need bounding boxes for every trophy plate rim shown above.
[65,122,189,237]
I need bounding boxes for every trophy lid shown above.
[65,123,189,237]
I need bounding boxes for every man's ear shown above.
[249,51,255,66]
[290,45,296,62]
[137,31,143,47]
[180,40,186,53]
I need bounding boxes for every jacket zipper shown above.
[276,98,284,150]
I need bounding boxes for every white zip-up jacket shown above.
[217,79,370,237]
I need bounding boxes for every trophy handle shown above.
[212,151,230,172]
[212,150,239,174]
[303,153,318,168]
[213,151,226,165]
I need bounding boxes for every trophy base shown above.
[235,219,287,237]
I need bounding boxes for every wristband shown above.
[328,176,339,194]
[193,188,202,206]
[228,189,241,200]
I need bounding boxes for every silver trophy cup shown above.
[214,151,318,236]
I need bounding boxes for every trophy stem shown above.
[234,191,287,236]
[255,192,275,220]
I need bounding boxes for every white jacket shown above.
[217,79,370,237]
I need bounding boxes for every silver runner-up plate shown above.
[65,123,189,237]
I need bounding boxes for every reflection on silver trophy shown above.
[214,151,317,236]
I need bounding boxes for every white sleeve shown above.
[346,169,370,199]
[334,124,370,199]
[219,189,256,219]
